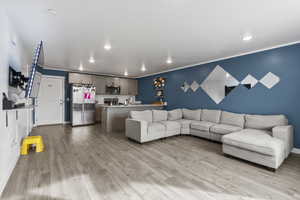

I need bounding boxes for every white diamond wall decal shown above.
[241,74,258,89]
[200,65,239,104]
[260,72,280,89]
[181,81,190,92]
[190,81,200,92]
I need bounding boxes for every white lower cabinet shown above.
[0,108,33,195]
[6,108,32,148]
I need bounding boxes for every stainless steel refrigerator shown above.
[71,85,96,126]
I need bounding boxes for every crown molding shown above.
[42,65,134,79]
[134,40,300,78]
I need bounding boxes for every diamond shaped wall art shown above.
[259,72,280,89]
[179,64,280,104]
[200,65,239,104]
[181,81,190,93]
[190,81,200,92]
[241,74,258,89]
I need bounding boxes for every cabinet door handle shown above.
[6,111,8,127]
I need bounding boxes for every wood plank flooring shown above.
[2,124,300,200]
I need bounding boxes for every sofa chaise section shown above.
[222,114,293,169]
[222,129,286,169]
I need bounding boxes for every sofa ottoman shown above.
[222,129,286,169]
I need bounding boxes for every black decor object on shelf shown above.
[153,77,166,102]
[2,93,13,110]
[9,67,29,90]
[153,77,166,89]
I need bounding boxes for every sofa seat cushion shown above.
[159,121,181,131]
[222,129,285,157]
[210,124,242,135]
[175,119,197,129]
[221,111,245,128]
[130,110,153,122]
[245,114,288,130]
[201,109,222,123]
[190,121,217,132]
[153,110,168,122]
[182,109,201,121]
[148,122,166,134]
[168,109,183,121]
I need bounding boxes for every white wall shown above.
[0,10,31,195]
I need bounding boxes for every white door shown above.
[36,76,64,125]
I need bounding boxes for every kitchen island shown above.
[100,104,164,133]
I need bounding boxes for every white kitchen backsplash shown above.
[95,95,136,104]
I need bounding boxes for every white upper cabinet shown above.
[92,76,106,94]
[105,77,120,87]
[120,78,138,95]
[128,79,138,96]
[69,73,138,95]
[69,73,93,84]
[120,78,129,95]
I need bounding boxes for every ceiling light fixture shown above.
[79,63,83,71]
[141,63,146,72]
[104,43,111,51]
[89,56,95,64]
[243,34,253,41]
[47,9,57,15]
[166,57,173,64]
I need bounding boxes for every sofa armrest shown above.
[272,125,294,158]
[125,119,148,143]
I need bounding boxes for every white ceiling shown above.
[4,0,300,78]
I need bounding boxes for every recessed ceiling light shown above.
[141,64,146,72]
[243,34,253,41]
[166,57,173,64]
[124,71,128,76]
[104,43,111,51]
[47,9,57,15]
[79,63,83,71]
[89,56,95,64]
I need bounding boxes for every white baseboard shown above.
[292,148,300,154]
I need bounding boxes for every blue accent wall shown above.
[137,43,300,148]
[38,68,71,122]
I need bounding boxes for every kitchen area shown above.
[68,73,163,132]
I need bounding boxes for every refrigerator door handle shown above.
[82,104,84,122]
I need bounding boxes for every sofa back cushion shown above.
[201,109,221,123]
[245,114,288,130]
[221,111,245,128]
[182,109,201,121]
[130,110,153,122]
[153,110,168,122]
[168,109,182,120]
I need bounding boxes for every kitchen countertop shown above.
[97,104,164,108]
[4,105,35,111]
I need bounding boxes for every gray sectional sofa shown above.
[125,109,294,170]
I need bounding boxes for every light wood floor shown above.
[2,124,300,200]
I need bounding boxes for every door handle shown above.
[6,111,8,128]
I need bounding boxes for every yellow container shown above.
[21,136,44,155]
